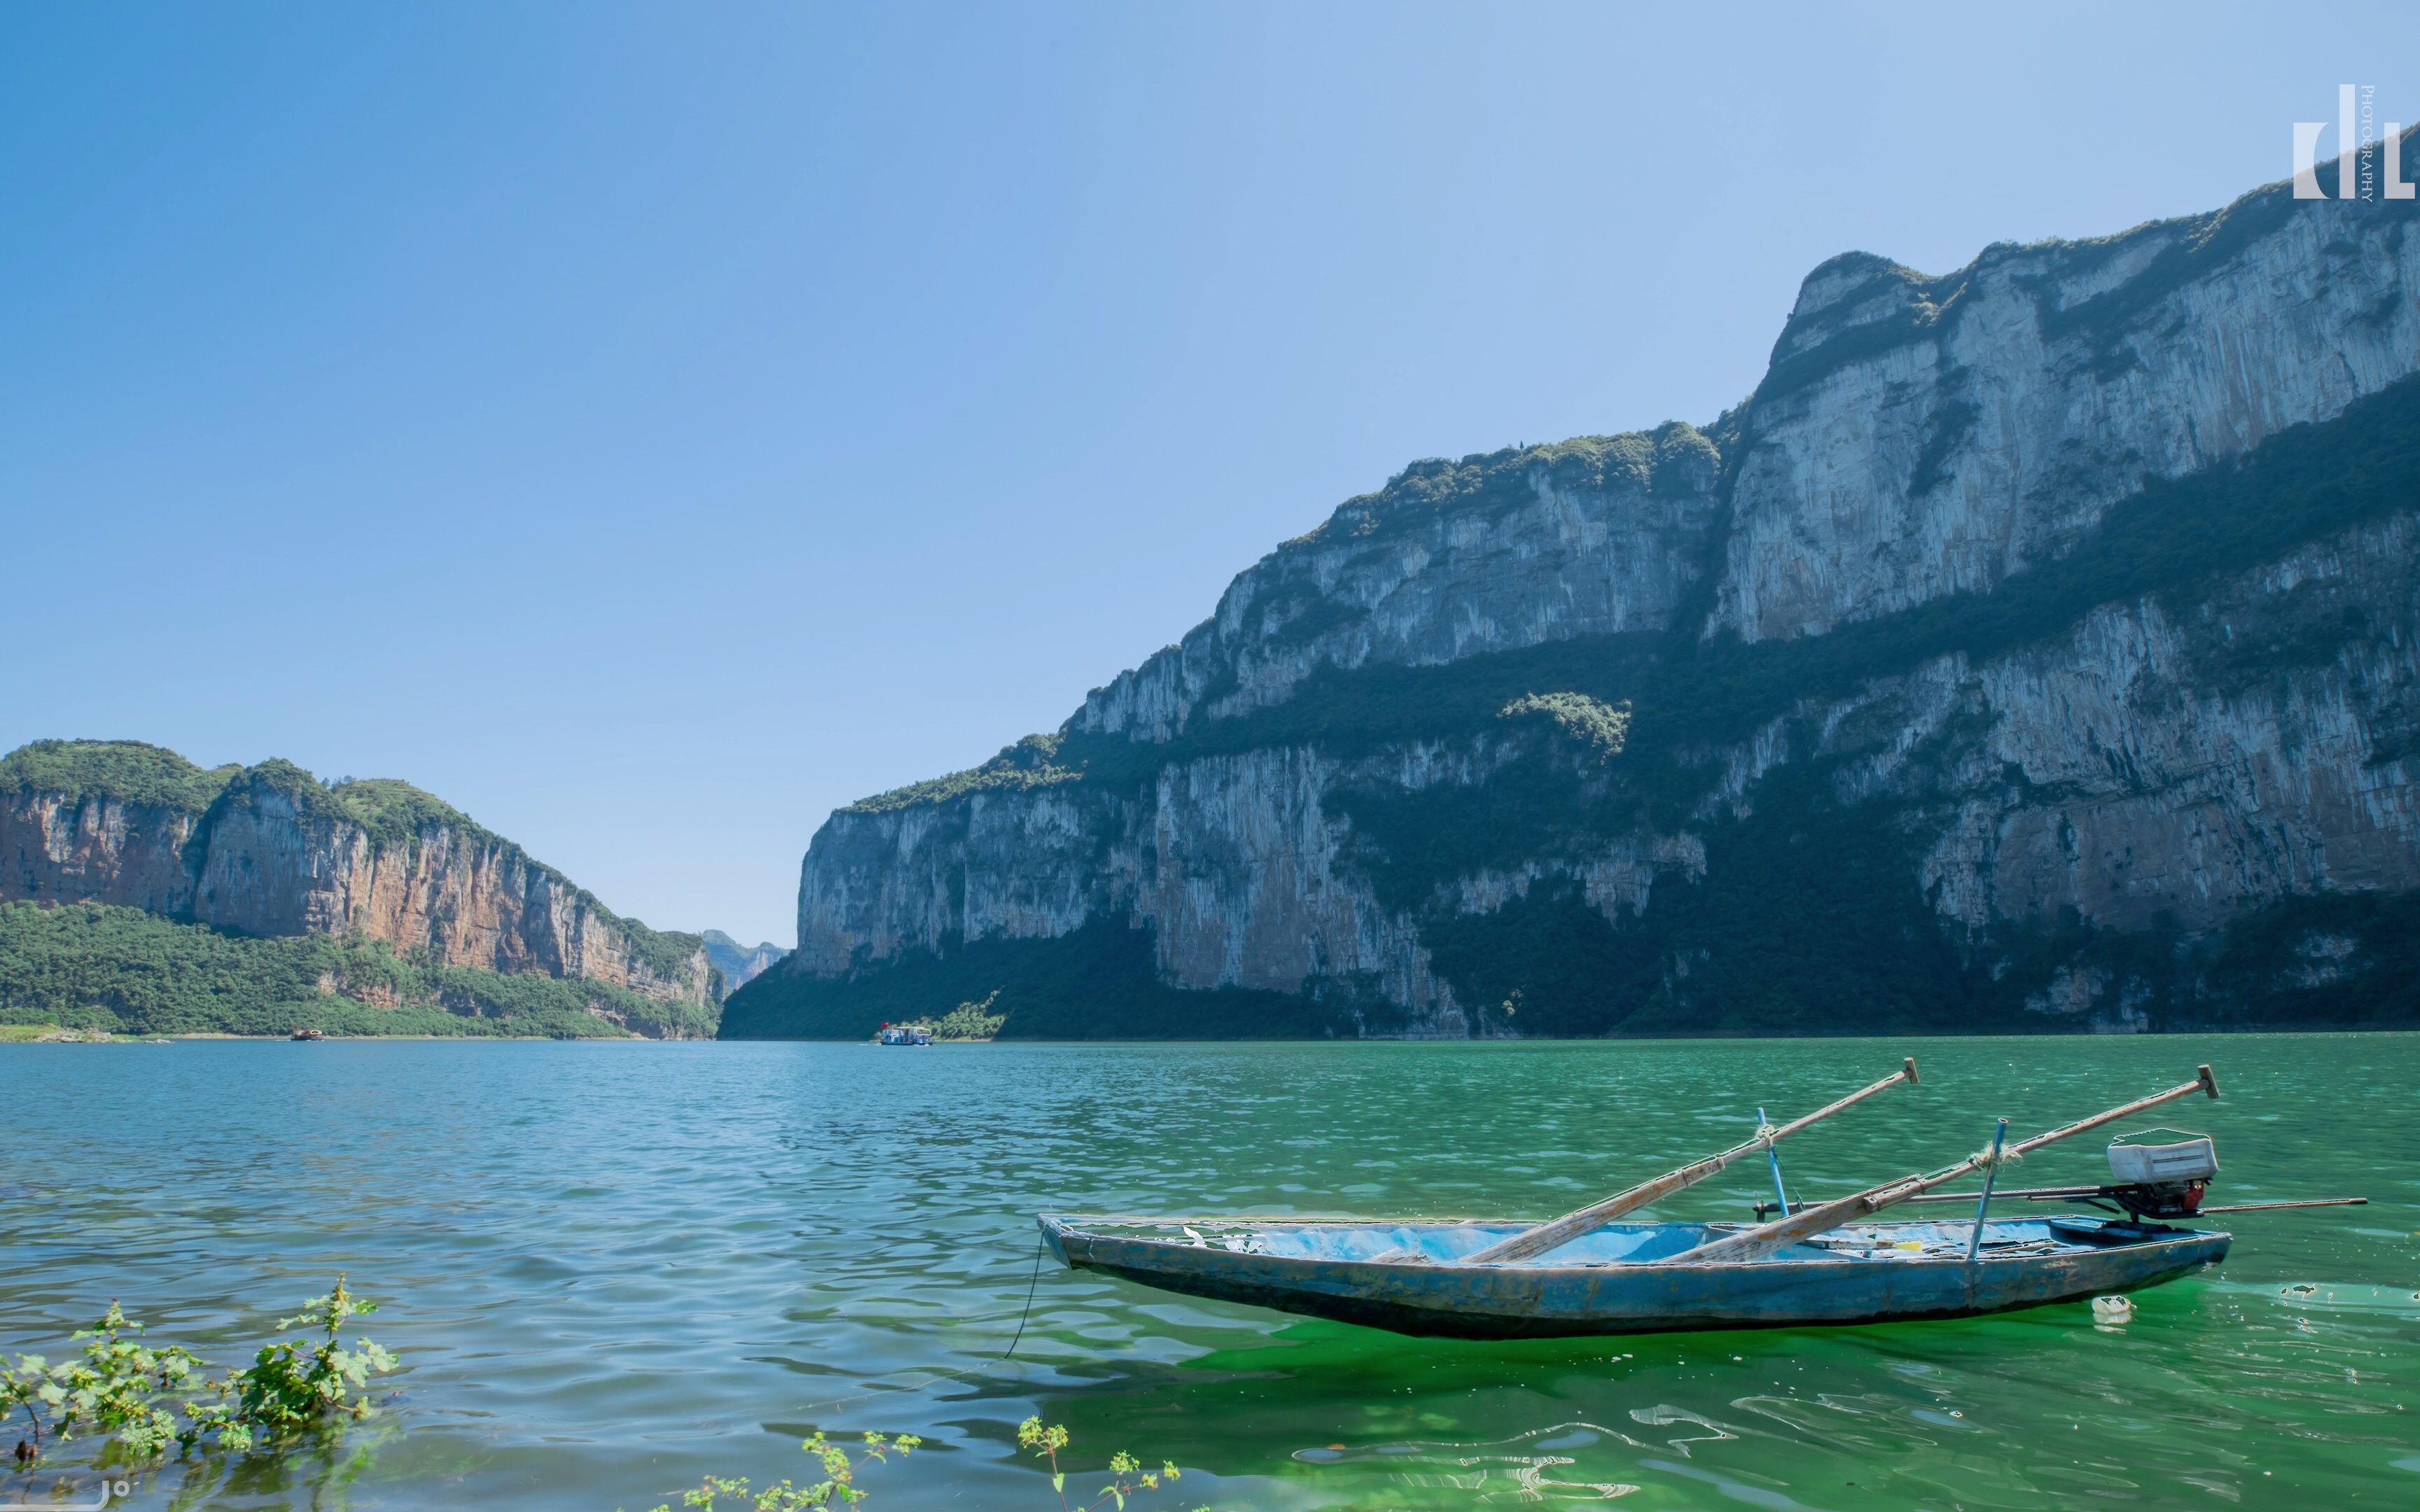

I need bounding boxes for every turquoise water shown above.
[2,1035,2415,1510]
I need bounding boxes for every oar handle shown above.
[1765,1058,1920,1143]
[2006,1065,2218,1158]
[1896,1065,2218,1201]
[1665,1066,2222,1266]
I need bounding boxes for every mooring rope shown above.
[778,1236,1054,1416]
[1000,1228,1048,1361]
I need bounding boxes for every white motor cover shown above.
[2107,1134,2217,1184]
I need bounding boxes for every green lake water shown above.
[2,1035,2415,1510]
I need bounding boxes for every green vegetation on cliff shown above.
[595,910,711,986]
[844,734,1080,815]
[0,900,716,1038]
[207,760,504,862]
[1498,692,1632,760]
[8,743,528,872]
[0,738,242,812]
[1290,421,1723,550]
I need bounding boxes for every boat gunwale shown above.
[1037,1212,2230,1275]
[1036,1213,2231,1338]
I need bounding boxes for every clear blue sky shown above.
[7,4,2416,945]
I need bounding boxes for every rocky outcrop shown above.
[728,148,2420,1040]
[1858,514,2420,935]
[1716,198,2420,643]
[1073,425,1725,743]
[1,743,712,1010]
[1,791,205,918]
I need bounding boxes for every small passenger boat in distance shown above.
[1040,1061,2366,1339]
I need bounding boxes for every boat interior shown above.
[1061,1216,2198,1266]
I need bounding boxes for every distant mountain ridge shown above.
[1,739,717,1037]
[726,144,2420,1041]
[701,930,788,993]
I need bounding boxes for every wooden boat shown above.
[1037,1061,2361,1339]
[1037,1212,2230,1339]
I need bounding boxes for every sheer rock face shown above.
[2,768,710,1008]
[1074,435,1723,742]
[770,173,2420,1036]
[1748,511,2420,940]
[1716,205,2420,643]
[1900,515,2420,933]
[791,441,1723,1026]
[795,786,1115,976]
[0,794,200,918]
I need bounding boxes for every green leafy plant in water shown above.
[3,1302,208,1464]
[3,1279,400,1473]
[637,1420,1195,1512]
[179,1275,398,1455]
[648,1432,919,1511]
[1017,1418,1185,1512]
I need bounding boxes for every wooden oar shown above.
[1844,1189,2366,1212]
[2192,1198,2366,1213]
[1662,1064,2221,1266]
[1456,1058,1919,1266]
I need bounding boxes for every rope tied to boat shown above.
[1972,1144,2024,1172]
[1753,1117,1779,1148]
[1000,1229,1048,1361]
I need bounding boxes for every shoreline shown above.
[8,1026,2419,1046]
[0,1027,709,1044]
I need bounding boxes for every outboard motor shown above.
[2106,1130,2218,1220]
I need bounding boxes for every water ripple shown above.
[2,1035,2415,1509]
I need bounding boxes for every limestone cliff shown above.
[1,741,716,1023]
[727,147,2420,1040]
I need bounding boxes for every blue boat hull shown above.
[1039,1214,2230,1338]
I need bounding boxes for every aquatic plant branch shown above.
[180,1275,400,1455]
[2,1280,400,1470]
[1017,1418,1186,1512]
[3,1301,208,1464]
[647,1432,921,1511]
